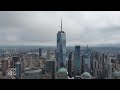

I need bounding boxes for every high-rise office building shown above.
[68,52,72,78]
[81,55,84,74]
[74,46,81,75]
[20,57,24,72]
[57,19,66,69]
[1,60,8,76]
[15,61,21,79]
[46,50,51,60]
[97,52,103,79]
[83,54,91,73]
[45,60,56,79]
[117,54,120,64]
[104,54,110,78]
[108,62,112,79]
[102,53,105,78]
[11,56,19,68]
[39,48,42,57]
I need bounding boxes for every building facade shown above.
[74,46,81,75]
[83,54,91,73]
[1,60,8,76]
[15,61,21,79]
[45,60,56,79]
[56,67,68,79]
[68,52,72,78]
[11,56,19,68]
[117,53,120,64]
[39,48,42,57]
[57,19,66,69]
[22,68,42,79]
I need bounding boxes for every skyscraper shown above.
[46,50,51,60]
[57,18,66,69]
[83,54,91,73]
[81,55,84,74]
[1,60,8,76]
[45,60,56,79]
[11,56,19,68]
[68,52,72,78]
[15,61,21,79]
[74,46,81,75]
[39,48,42,57]
[117,53,120,64]
[102,53,105,78]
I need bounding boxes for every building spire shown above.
[61,17,62,31]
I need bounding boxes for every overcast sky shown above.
[0,11,120,46]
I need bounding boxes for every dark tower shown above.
[68,52,72,78]
[81,55,84,74]
[74,46,81,75]
[39,48,42,57]
[102,53,105,78]
[11,56,19,68]
[45,60,56,79]
[1,60,8,76]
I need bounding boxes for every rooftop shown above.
[15,61,21,64]
[81,72,92,79]
[58,31,65,33]
[58,67,68,73]
[112,71,120,77]
[24,69,42,73]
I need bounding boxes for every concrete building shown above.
[11,56,19,68]
[22,68,42,79]
[112,70,120,79]
[93,57,98,77]
[56,67,68,79]
[1,60,8,76]
[0,71,3,79]
[68,52,72,78]
[117,53,120,64]
[80,72,93,79]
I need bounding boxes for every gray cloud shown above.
[0,11,120,46]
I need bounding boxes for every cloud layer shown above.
[0,11,120,46]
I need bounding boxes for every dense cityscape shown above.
[0,18,120,79]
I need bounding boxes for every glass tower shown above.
[15,61,21,79]
[39,48,42,57]
[57,18,66,69]
[74,46,81,75]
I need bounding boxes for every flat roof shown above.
[24,69,42,73]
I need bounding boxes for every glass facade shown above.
[83,54,91,73]
[45,61,56,79]
[15,62,21,79]
[11,57,19,68]
[39,48,42,56]
[74,46,81,75]
[68,52,72,78]
[57,31,66,69]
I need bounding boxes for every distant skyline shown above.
[0,11,120,46]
